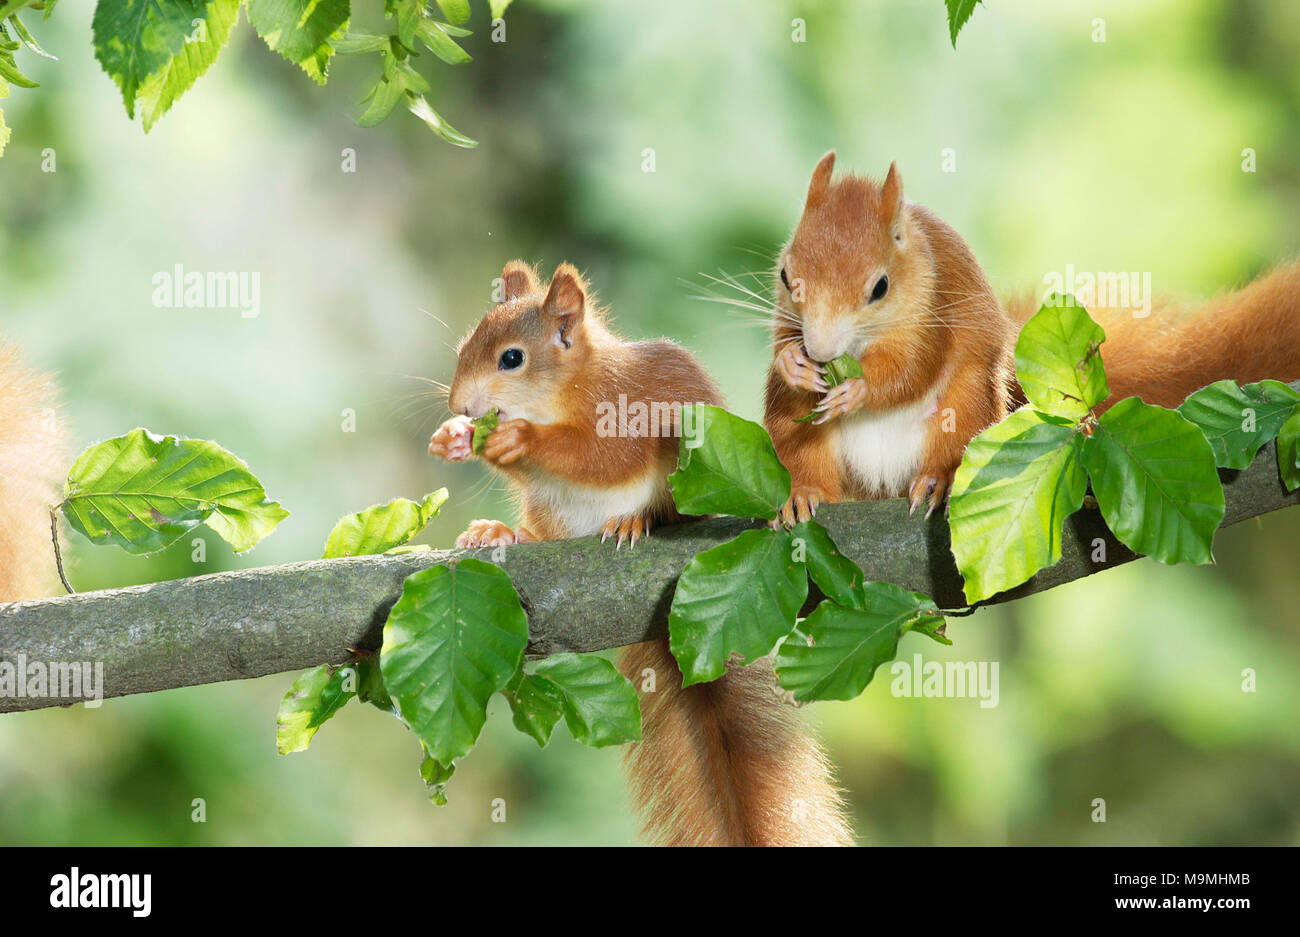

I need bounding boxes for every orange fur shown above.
[0,342,66,602]
[433,262,853,846]
[1007,265,1300,410]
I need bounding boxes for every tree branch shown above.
[1,439,1296,714]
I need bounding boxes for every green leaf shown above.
[471,407,499,454]
[1082,397,1225,565]
[418,747,455,805]
[1177,379,1300,470]
[792,519,865,609]
[488,0,512,18]
[0,49,37,87]
[406,93,477,147]
[0,105,8,156]
[9,14,56,60]
[1014,295,1108,420]
[355,656,397,714]
[531,654,642,747]
[795,352,861,422]
[380,560,529,764]
[775,586,942,702]
[1276,407,1300,492]
[434,0,470,26]
[247,0,350,85]
[62,428,288,555]
[669,404,791,520]
[322,488,447,557]
[501,668,566,747]
[276,665,349,754]
[415,16,471,65]
[93,0,240,130]
[393,0,422,48]
[333,31,390,53]
[358,72,403,126]
[668,528,807,686]
[945,0,982,47]
[948,408,1087,604]
[308,664,359,728]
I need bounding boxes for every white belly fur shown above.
[525,471,664,538]
[836,396,936,497]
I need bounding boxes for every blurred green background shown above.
[2,0,1298,845]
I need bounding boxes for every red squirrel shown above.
[427,260,853,846]
[765,151,1300,522]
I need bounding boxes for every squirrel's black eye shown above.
[780,266,791,291]
[499,348,524,370]
[869,276,889,303]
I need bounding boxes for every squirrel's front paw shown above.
[812,378,867,424]
[774,485,827,527]
[429,415,475,462]
[601,513,652,549]
[907,469,955,519]
[776,342,829,395]
[456,519,538,549]
[482,419,531,466]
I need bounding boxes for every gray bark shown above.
[1,439,1296,714]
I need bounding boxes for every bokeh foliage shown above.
[1,0,1298,845]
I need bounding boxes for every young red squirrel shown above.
[766,151,1300,522]
[428,260,853,846]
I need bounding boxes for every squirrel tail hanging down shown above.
[1005,262,1300,410]
[430,260,853,846]
[618,639,853,846]
[0,341,66,603]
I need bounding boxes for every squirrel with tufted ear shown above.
[765,151,1300,523]
[428,260,854,846]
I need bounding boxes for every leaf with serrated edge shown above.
[775,587,942,702]
[62,428,287,555]
[531,654,641,747]
[99,0,242,131]
[1014,296,1108,420]
[792,519,865,609]
[945,0,982,46]
[322,488,447,557]
[380,560,528,764]
[669,528,807,686]
[247,0,350,85]
[670,404,791,520]
[1178,379,1300,470]
[949,408,1087,603]
[1082,397,1224,565]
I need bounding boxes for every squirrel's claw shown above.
[907,471,953,519]
[602,514,651,549]
[775,486,825,528]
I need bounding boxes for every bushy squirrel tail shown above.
[0,341,66,602]
[1005,262,1300,409]
[617,638,854,846]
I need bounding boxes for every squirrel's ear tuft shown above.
[806,151,836,208]
[500,260,540,303]
[881,161,905,233]
[542,263,587,344]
